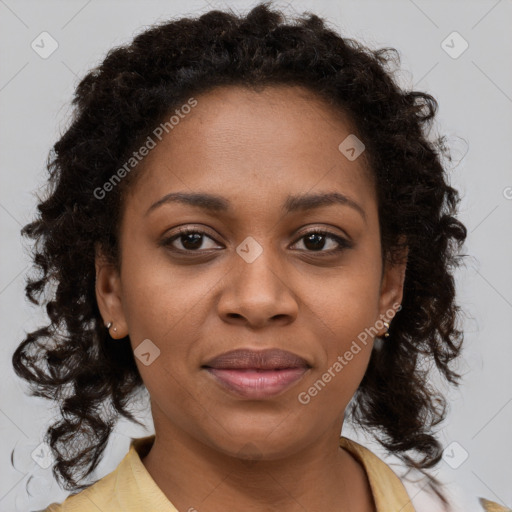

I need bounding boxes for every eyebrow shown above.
[145,191,367,222]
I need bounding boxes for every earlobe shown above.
[94,244,128,339]
[378,244,408,335]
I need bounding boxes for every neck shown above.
[141,418,375,512]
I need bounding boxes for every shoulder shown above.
[40,435,171,512]
[340,436,416,511]
[39,467,123,512]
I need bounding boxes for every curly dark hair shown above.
[12,1,467,507]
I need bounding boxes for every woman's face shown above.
[96,84,406,460]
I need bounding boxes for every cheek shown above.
[307,261,382,346]
[317,305,376,394]
[296,294,376,415]
[118,232,201,339]
[302,261,381,399]
[118,233,226,397]
[295,348,371,428]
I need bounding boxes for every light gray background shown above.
[1,1,511,511]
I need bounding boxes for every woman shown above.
[12,3,479,511]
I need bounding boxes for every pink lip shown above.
[202,348,310,370]
[205,367,309,399]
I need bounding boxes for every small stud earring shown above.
[106,322,112,329]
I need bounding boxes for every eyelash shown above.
[161,227,353,256]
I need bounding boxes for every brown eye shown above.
[160,227,352,256]
[176,232,204,250]
[161,229,221,252]
[292,230,352,254]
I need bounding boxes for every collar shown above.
[125,434,415,511]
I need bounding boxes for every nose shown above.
[217,244,299,329]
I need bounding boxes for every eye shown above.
[161,227,222,252]
[160,227,352,255]
[291,230,353,255]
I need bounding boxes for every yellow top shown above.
[43,435,416,511]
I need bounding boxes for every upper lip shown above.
[202,348,311,370]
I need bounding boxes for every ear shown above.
[377,240,408,334]
[95,243,128,339]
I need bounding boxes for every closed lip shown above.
[202,348,311,370]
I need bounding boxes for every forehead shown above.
[124,85,375,215]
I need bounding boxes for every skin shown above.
[95,85,407,512]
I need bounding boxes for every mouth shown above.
[202,348,311,399]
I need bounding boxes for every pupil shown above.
[304,233,325,251]
[182,233,202,249]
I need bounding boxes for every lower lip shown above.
[205,367,309,399]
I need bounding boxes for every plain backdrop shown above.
[1,1,511,511]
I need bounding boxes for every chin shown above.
[202,422,308,461]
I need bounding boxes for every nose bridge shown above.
[234,234,285,298]
[218,234,297,325]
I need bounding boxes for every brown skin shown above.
[95,85,407,512]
